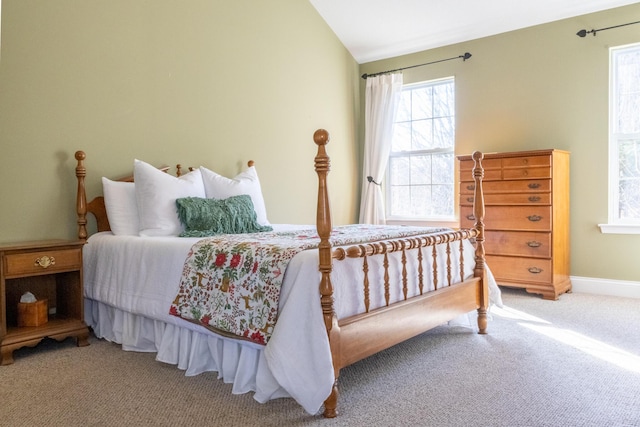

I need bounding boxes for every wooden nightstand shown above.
[0,240,90,365]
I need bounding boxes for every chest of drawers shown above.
[458,149,571,300]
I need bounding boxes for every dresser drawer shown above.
[459,158,502,175]
[502,167,552,180]
[460,192,551,206]
[460,206,551,231]
[485,231,551,258]
[502,156,551,168]
[460,179,551,194]
[486,255,552,284]
[2,248,82,278]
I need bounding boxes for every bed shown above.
[74,129,498,418]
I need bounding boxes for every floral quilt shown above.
[169,224,447,345]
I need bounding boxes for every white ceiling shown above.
[309,0,639,63]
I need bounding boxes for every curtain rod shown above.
[361,52,471,80]
[577,20,640,37]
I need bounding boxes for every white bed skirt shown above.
[85,298,293,405]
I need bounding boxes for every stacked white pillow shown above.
[101,159,269,236]
[199,166,270,227]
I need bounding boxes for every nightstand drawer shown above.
[3,248,82,278]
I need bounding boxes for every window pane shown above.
[433,83,454,117]
[392,122,412,152]
[390,185,411,216]
[396,91,412,122]
[389,156,410,185]
[411,119,433,150]
[618,139,640,220]
[615,48,640,134]
[410,185,430,216]
[432,153,454,184]
[388,77,455,220]
[432,184,454,216]
[433,117,455,149]
[411,87,433,120]
[410,155,431,185]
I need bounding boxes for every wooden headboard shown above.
[74,151,253,240]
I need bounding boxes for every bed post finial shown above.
[75,151,88,242]
[314,129,340,418]
[472,151,488,334]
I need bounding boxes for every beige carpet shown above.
[2,288,639,427]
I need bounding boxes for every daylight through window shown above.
[610,43,640,225]
[386,78,455,220]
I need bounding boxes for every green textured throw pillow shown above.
[176,195,273,237]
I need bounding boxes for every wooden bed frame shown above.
[74,128,488,418]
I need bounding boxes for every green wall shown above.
[0,0,360,241]
[359,3,640,282]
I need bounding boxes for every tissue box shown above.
[17,299,48,327]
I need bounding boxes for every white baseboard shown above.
[571,276,640,299]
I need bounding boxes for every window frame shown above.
[601,42,640,234]
[384,77,457,224]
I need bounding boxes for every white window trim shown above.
[598,223,640,234]
[600,42,640,234]
[385,77,457,224]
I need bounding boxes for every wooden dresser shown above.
[458,149,571,300]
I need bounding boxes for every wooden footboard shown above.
[312,129,487,418]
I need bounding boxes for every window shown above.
[386,78,455,221]
[603,43,640,233]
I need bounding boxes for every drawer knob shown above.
[528,183,540,189]
[34,255,56,269]
[526,241,542,248]
[467,197,474,203]
[528,196,541,202]
[466,214,475,221]
[466,184,475,191]
[527,215,542,222]
[528,267,543,274]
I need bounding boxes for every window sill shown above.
[598,224,640,234]
[386,218,459,229]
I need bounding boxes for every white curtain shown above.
[358,72,403,224]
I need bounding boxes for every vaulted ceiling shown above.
[308,0,639,63]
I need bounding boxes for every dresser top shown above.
[457,149,570,161]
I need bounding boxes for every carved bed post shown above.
[313,129,341,418]
[75,151,88,242]
[472,151,488,334]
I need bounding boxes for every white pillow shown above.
[200,166,270,226]
[102,177,139,236]
[134,159,206,236]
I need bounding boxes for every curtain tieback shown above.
[367,176,382,186]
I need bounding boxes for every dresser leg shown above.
[0,347,15,366]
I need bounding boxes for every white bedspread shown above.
[83,225,501,415]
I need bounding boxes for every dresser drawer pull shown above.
[527,215,542,222]
[526,241,542,248]
[467,197,474,203]
[466,214,475,221]
[528,196,541,202]
[34,255,56,269]
[528,183,540,189]
[528,267,543,274]
[466,184,475,191]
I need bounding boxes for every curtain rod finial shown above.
[463,52,472,61]
[361,73,368,80]
[576,29,588,37]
